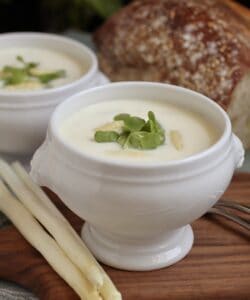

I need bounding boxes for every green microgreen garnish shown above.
[36,70,66,84]
[0,56,66,87]
[95,111,165,150]
[113,113,130,121]
[94,131,119,143]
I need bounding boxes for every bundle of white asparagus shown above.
[0,159,122,300]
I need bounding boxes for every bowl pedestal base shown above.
[81,223,194,271]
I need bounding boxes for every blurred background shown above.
[0,0,248,33]
[0,0,131,33]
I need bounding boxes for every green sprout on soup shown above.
[94,111,165,150]
[0,55,66,88]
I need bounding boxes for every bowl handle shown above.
[232,134,245,169]
[30,137,54,189]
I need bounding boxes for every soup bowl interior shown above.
[53,82,227,139]
[0,32,102,155]
[31,82,242,271]
[0,32,97,97]
[52,81,228,164]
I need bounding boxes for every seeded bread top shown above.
[94,0,250,109]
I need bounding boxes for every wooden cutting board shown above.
[0,173,249,300]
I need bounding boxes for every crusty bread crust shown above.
[94,0,250,110]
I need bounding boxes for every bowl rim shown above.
[0,32,98,99]
[50,81,232,169]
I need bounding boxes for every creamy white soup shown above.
[60,100,220,163]
[0,47,87,91]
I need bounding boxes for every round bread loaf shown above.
[94,0,250,148]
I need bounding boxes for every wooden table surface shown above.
[0,173,249,300]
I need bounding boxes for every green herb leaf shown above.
[123,116,145,132]
[94,111,165,150]
[35,70,66,84]
[16,55,39,71]
[2,67,28,85]
[142,120,153,132]
[117,133,130,148]
[0,56,66,87]
[95,131,119,143]
[129,131,164,150]
[114,114,146,132]
[148,111,156,122]
[114,113,130,122]
[148,111,163,133]
[16,55,25,63]
[3,65,19,73]
[144,111,165,143]
[26,62,39,70]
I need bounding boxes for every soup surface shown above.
[0,47,87,91]
[60,99,220,163]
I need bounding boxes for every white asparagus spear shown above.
[12,161,122,300]
[0,180,100,300]
[170,130,183,151]
[99,272,122,300]
[0,159,103,289]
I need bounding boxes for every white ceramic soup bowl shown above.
[0,32,109,155]
[31,82,244,271]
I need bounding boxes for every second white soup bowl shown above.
[31,82,244,271]
[0,32,108,155]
